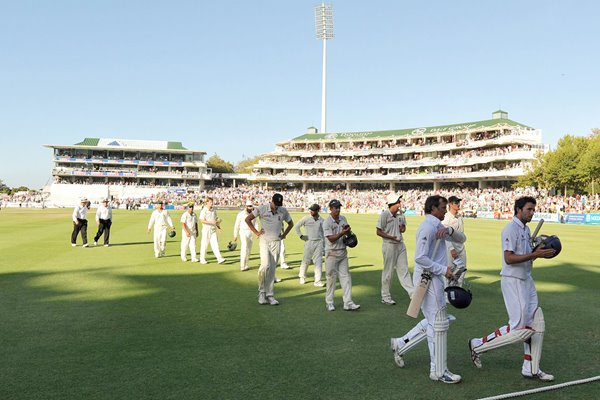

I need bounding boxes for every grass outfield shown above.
[1,208,599,400]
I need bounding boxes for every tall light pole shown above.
[315,3,333,134]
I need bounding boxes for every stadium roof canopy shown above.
[284,117,532,143]
[44,138,205,154]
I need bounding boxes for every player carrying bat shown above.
[468,196,557,381]
[391,195,466,384]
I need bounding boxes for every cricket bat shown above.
[530,218,544,249]
[406,238,441,318]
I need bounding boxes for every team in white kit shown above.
[72,192,560,384]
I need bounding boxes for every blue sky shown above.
[1,0,599,188]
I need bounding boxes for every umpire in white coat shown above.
[376,193,414,305]
[295,203,325,287]
[233,200,258,271]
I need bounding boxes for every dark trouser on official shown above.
[71,218,88,245]
[94,219,112,245]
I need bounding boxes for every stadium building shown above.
[44,138,209,206]
[250,111,547,191]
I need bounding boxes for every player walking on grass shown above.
[233,200,257,271]
[442,196,467,287]
[93,198,113,247]
[390,195,466,383]
[377,193,414,305]
[468,196,556,381]
[71,197,89,247]
[295,203,325,287]
[246,193,294,306]
[180,202,199,262]
[199,197,226,265]
[147,200,174,258]
[323,199,360,312]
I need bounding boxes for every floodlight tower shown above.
[315,3,333,134]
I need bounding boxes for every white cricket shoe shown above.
[266,296,279,306]
[217,258,226,264]
[381,298,396,305]
[313,281,324,287]
[199,260,208,265]
[103,244,109,247]
[71,244,76,247]
[522,370,554,382]
[258,292,268,305]
[343,302,361,311]
[299,277,306,285]
[326,303,335,312]
[274,277,282,283]
[430,370,462,384]
[82,243,89,248]
[240,266,249,271]
[468,339,482,368]
[390,338,405,368]
[280,263,291,269]
[94,241,98,246]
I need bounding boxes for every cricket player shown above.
[94,198,113,247]
[246,193,293,305]
[468,196,556,381]
[390,195,466,383]
[199,197,226,265]
[376,193,414,304]
[147,200,174,258]
[295,203,325,287]
[180,202,199,262]
[323,199,360,312]
[442,196,467,287]
[233,200,258,271]
[71,197,89,247]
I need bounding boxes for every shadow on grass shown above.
[1,260,598,400]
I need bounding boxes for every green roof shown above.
[288,118,531,142]
[75,138,100,146]
[167,141,187,150]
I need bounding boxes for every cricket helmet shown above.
[533,235,562,258]
[343,232,358,248]
[444,286,472,309]
[168,230,176,238]
[227,241,237,251]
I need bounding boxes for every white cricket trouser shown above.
[417,272,447,373]
[258,238,281,297]
[200,227,224,263]
[325,250,353,307]
[239,231,254,270]
[153,228,167,257]
[299,239,323,282]
[181,233,197,261]
[381,241,414,300]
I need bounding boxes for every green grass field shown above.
[1,208,599,400]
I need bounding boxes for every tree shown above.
[0,179,8,194]
[580,129,600,194]
[545,135,588,195]
[235,155,263,173]
[206,153,234,173]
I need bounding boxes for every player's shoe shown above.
[381,298,396,305]
[326,303,335,312]
[431,370,462,384]
[103,244,109,247]
[266,296,279,306]
[71,244,76,247]
[240,266,249,271]
[468,338,482,368]
[82,243,89,248]
[390,338,405,368]
[522,370,554,382]
[258,293,268,305]
[280,263,291,269]
[274,277,282,283]
[217,258,226,264]
[343,302,360,311]
[299,277,306,285]
[199,260,208,264]
[94,241,98,246]
[313,281,324,287]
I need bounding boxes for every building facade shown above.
[250,111,547,191]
